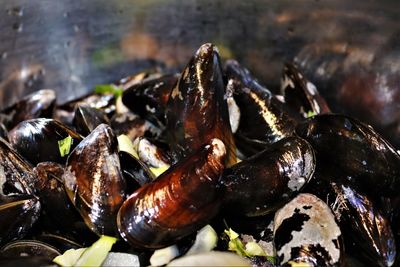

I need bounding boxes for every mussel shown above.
[273,193,343,266]
[73,105,109,136]
[8,118,83,166]
[122,74,179,127]
[165,43,236,166]
[224,60,298,155]
[0,196,41,246]
[117,138,226,249]
[221,136,315,217]
[296,114,400,197]
[63,124,127,235]
[281,62,331,117]
[0,89,56,130]
[0,137,36,197]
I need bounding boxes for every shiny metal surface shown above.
[0,0,399,146]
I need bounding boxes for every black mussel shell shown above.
[34,233,82,253]
[221,136,315,217]
[0,196,41,246]
[63,124,127,236]
[274,193,343,267]
[0,123,8,141]
[73,105,109,136]
[122,73,179,127]
[0,240,60,259]
[165,43,236,166]
[0,137,36,197]
[33,162,83,234]
[0,257,60,267]
[296,114,400,197]
[225,60,298,155]
[110,112,161,141]
[118,151,155,194]
[281,62,331,117]
[117,138,226,249]
[306,176,396,267]
[0,89,56,130]
[8,118,82,166]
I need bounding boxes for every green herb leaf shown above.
[306,110,317,118]
[222,227,276,264]
[58,135,73,157]
[94,84,123,98]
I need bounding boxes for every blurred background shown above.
[0,0,398,147]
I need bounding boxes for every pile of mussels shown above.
[0,43,399,267]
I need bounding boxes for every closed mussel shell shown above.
[122,73,179,127]
[296,114,400,197]
[63,124,127,236]
[281,62,331,117]
[8,118,82,166]
[307,178,396,267]
[0,196,41,246]
[221,136,315,217]
[0,89,56,130]
[73,105,109,136]
[274,193,343,267]
[118,151,155,194]
[117,138,226,249]
[225,60,298,155]
[165,43,236,166]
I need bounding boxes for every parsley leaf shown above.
[94,84,123,98]
[58,135,73,157]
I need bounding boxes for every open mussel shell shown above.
[296,114,400,197]
[119,151,155,193]
[117,138,226,249]
[221,136,315,217]
[0,196,41,246]
[0,257,60,267]
[224,60,298,155]
[8,118,82,166]
[165,43,236,166]
[122,73,179,127]
[73,105,109,136]
[274,193,343,267]
[63,124,127,236]
[281,62,331,117]
[0,89,56,130]
[0,137,36,197]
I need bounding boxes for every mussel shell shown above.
[117,138,226,249]
[8,118,82,166]
[225,60,298,155]
[34,233,82,252]
[63,124,127,236]
[0,123,8,141]
[73,105,109,136]
[0,89,56,130]
[0,137,36,197]
[296,114,400,197]
[281,62,331,117]
[165,43,236,166]
[274,193,343,267]
[0,240,60,259]
[0,257,60,267]
[122,73,179,127]
[0,196,41,246]
[33,162,83,234]
[110,112,161,141]
[119,151,155,193]
[221,136,315,217]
